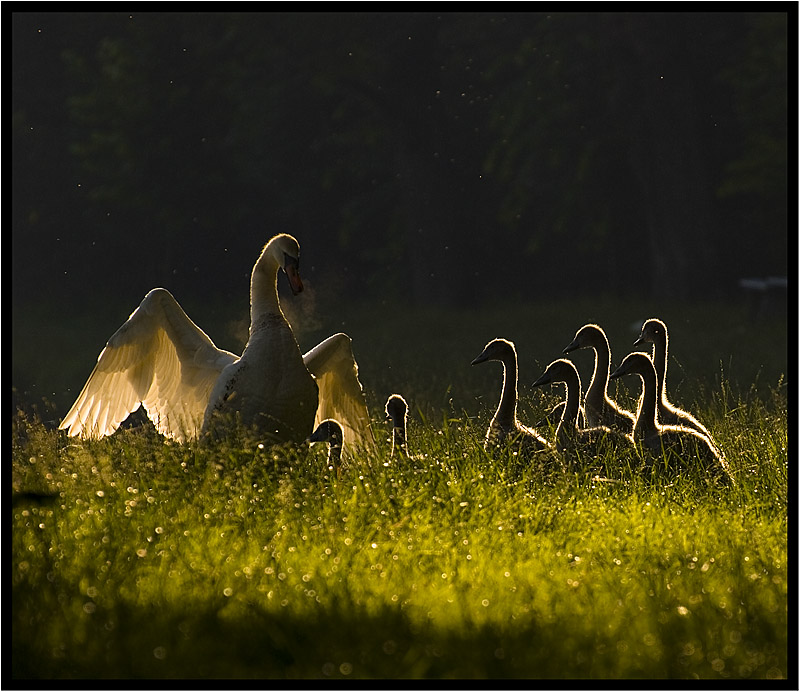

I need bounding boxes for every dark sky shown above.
[11,10,791,412]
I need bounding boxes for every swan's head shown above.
[385,394,408,426]
[308,419,343,446]
[532,358,579,388]
[471,338,516,366]
[264,234,304,295]
[633,318,666,347]
[609,352,654,381]
[563,323,606,354]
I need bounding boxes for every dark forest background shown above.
[11,10,791,412]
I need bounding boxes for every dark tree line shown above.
[12,11,789,313]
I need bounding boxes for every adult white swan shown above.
[59,234,374,450]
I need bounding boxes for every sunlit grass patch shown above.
[11,379,788,680]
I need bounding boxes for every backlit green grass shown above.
[11,376,788,680]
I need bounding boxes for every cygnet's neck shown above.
[392,425,408,457]
[495,349,519,429]
[651,330,669,405]
[586,334,611,408]
[634,363,660,439]
[328,443,342,469]
[560,367,582,430]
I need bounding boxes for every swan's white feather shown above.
[303,333,375,452]
[59,288,237,442]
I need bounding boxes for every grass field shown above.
[10,299,790,681]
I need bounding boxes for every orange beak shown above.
[285,262,304,295]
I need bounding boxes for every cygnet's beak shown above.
[562,339,579,354]
[531,371,552,388]
[608,364,625,380]
[471,350,489,366]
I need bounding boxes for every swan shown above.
[633,318,715,442]
[609,352,732,482]
[308,418,344,473]
[58,234,374,450]
[532,358,631,458]
[471,338,551,456]
[385,394,409,458]
[562,324,636,435]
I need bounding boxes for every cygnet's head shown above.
[385,394,408,427]
[471,338,516,366]
[532,358,580,388]
[563,324,606,354]
[609,352,654,381]
[308,419,343,446]
[633,318,666,347]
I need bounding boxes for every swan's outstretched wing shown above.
[303,333,375,452]
[59,288,237,442]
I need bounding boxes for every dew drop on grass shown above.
[382,640,397,655]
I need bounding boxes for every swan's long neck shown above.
[556,369,581,448]
[634,364,659,439]
[562,369,581,429]
[585,339,610,408]
[652,331,668,405]
[495,351,519,429]
[249,250,283,333]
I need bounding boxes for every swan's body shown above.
[471,339,551,456]
[385,394,409,458]
[609,353,731,482]
[633,318,715,443]
[308,419,343,473]
[532,359,630,458]
[563,324,635,435]
[59,234,373,449]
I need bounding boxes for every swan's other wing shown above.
[59,288,237,442]
[303,333,375,452]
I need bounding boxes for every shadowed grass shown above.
[11,376,788,681]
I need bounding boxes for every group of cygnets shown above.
[468,318,731,483]
[311,317,732,485]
